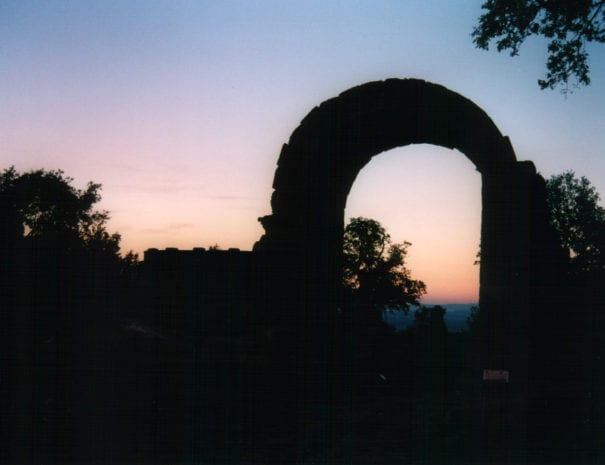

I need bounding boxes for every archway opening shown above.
[345,143,481,303]
[337,145,483,460]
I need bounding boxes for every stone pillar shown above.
[479,161,538,463]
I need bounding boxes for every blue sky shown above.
[2,0,604,302]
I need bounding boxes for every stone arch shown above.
[257,79,515,254]
[255,78,562,340]
[249,78,566,462]
[264,78,514,222]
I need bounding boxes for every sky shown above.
[2,1,605,303]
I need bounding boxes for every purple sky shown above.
[2,1,605,303]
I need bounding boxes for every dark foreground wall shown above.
[2,241,603,464]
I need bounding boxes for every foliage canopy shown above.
[0,166,124,258]
[545,170,605,273]
[342,217,426,319]
[472,0,605,91]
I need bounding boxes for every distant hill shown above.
[383,303,477,332]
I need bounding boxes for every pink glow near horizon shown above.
[345,145,481,304]
[3,1,605,304]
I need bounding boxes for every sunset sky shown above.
[2,1,605,303]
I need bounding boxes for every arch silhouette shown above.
[255,79,561,349]
[262,78,514,224]
[248,78,566,462]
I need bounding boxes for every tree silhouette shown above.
[466,305,482,335]
[0,166,122,253]
[546,170,605,274]
[473,0,605,91]
[412,305,447,333]
[342,217,426,332]
[0,167,152,463]
[0,166,139,339]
